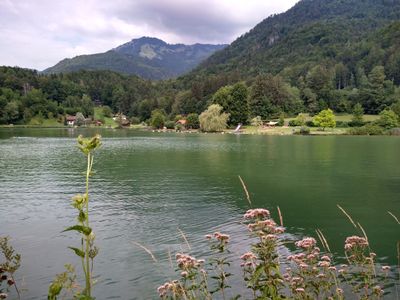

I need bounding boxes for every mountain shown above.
[43,37,227,80]
[185,0,400,82]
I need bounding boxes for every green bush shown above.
[150,109,166,129]
[164,121,175,129]
[349,124,385,135]
[313,109,336,130]
[130,117,140,125]
[289,113,307,127]
[305,120,316,127]
[186,113,199,129]
[376,109,399,129]
[335,121,349,128]
[296,126,310,135]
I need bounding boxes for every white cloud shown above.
[0,0,299,70]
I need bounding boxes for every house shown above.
[66,115,76,126]
[176,119,187,126]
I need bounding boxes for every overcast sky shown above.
[0,0,299,70]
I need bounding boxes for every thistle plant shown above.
[0,236,21,300]
[49,135,101,300]
[157,253,209,299]
[206,232,233,300]
[156,206,398,299]
[241,208,285,299]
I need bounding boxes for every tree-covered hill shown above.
[188,0,400,80]
[1,0,400,126]
[43,37,226,80]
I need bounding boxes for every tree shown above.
[313,109,336,130]
[199,104,229,132]
[150,109,166,129]
[229,83,249,125]
[351,103,364,126]
[213,83,248,125]
[376,109,399,129]
[186,113,199,129]
[75,112,85,126]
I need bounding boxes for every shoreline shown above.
[0,125,388,136]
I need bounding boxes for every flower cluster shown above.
[213,232,230,243]
[175,253,204,270]
[244,208,270,219]
[295,237,317,250]
[157,280,184,298]
[344,235,368,251]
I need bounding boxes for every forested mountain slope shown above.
[43,37,226,80]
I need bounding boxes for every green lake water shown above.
[0,128,399,299]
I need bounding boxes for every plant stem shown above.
[85,152,91,297]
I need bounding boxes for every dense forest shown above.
[1,0,400,125]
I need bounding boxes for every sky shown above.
[0,0,299,71]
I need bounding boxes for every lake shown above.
[0,128,399,299]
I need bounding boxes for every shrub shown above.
[376,109,399,129]
[299,126,310,135]
[102,106,113,118]
[150,110,166,129]
[164,121,175,129]
[305,120,316,127]
[199,104,229,132]
[186,113,199,129]
[277,113,285,126]
[349,124,385,135]
[335,121,349,128]
[351,103,364,126]
[250,116,263,127]
[130,117,140,125]
[313,109,336,130]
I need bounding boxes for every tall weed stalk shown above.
[48,135,101,300]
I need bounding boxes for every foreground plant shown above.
[49,135,101,300]
[0,237,21,300]
[156,206,398,299]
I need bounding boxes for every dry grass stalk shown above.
[131,241,158,263]
[238,175,252,207]
[337,204,357,228]
[167,247,173,269]
[315,229,327,252]
[388,211,400,225]
[357,222,369,244]
[277,206,283,227]
[316,228,331,253]
[178,228,191,250]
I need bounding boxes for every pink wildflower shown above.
[295,237,317,249]
[244,208,270,219]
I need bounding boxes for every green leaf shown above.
[68,247,85,258]
[48,282,62,299]
[63,225,92,236]
[78,210,87,223]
